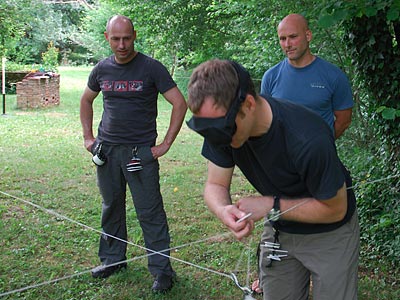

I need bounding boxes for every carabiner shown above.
[230,273,254,297]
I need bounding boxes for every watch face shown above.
[268,208,280,222]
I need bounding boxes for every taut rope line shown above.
[0,190,239,297]
[0,173,398,296]
[0,189,302,296]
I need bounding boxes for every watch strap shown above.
[273,195,280,211]
[269,195,281,223]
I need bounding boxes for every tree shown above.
[315,0,400,265]
[0,0,91,66]
[0,0,33,58]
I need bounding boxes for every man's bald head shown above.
[278,14,309,32]
[106,15,135,34]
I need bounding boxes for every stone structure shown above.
[16,73,60,109]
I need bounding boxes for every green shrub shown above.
[41,41,59,72]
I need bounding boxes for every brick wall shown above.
[16,74,60,109]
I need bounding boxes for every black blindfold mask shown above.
[186,61,250,146]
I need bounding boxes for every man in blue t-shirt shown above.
[186,59,359,300]
[261,14,353,139]
[80,15,187,293]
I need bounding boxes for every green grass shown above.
[0,66,398,299]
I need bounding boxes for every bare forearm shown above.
[161,87,187,147]
[334,122,350,139]
[79,87,99,142]
[279,195,346,223]
[334,109,352,139]
[79,88,99,152]
[204,182,232,219]
[204,164,254,240]
[162,103,187,147]
[237,184,348,224]
[80,101,94,140]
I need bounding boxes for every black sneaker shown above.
[91,263,127,279]
[151,272,176,293]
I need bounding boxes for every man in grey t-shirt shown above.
[80,15,187,293]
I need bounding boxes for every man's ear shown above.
[243,94,256,111]
[104,31,108,40]
[306,29,312,42]
[238,94,256,116]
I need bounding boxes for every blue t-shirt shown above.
[87,52,176,145]
[261,57,353,130]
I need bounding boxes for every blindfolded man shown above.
[186,59,359,300]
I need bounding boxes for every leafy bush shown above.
[41,41,59,72]
[318,0,400,270]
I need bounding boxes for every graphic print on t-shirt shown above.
[129,81,143,91]
[100,80,144,92]
[101,81,113,91]
[114,81,128,91]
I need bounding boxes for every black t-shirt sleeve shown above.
[150,59,177,94]
[87,64,101,92]
[201,139,234,168]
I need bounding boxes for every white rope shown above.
[0,173,398,296]
[0,190,237,261]
[0,191,313,297]
[351,174,399,189]
[0,247,232,297]
[246,240,252,287]
[0,191,235,297]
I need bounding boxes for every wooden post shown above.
[2,57,6,115]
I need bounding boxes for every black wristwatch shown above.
[268,195,281,222]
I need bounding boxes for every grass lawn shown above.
[0,66,398,299]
